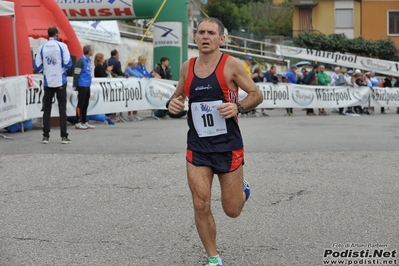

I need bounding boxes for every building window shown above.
[388,11,399,35]
[335,9,353,29]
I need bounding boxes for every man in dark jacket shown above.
[304,64,319,116]
[153,57,172,80]
[264,65,279,84]
[105,49,128,77]
[260,65,279,117]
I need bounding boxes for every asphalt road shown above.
[1,108,398,266]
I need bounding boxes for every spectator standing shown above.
[73,45,95,129]
[136,55,155,78]
[285,65,300,116]
[383,75,394,88]
[329,67,342,114]
[241,56,260,117]
[265,65,279,85]
[104,49,128,77]
[94,52,118,121]
[341,67,352,86]
[353,72,367,114]
[132,54,155,121]
[153,57,186,119]
[125,59,145,121]
[297,67,308,84]
[304,64,319,116]
[153,56,172,80]
[369,71,381,114]
[336,68,349,115]
[369,70,380,87]
[243,56,252,77]
[380,75,395,114]
[252,65,264,83]
[329,67,341,86]
[92,52,116,124]
[167,17,262,266]
[248,66,265,117]
[262,66,280,117]
[125,59,144,78]
[317,65,330,115]
[330,68,348,115]
[394,79,399,114]
[34,26,72,144]
[94,53,113,78]
[363,72,373,115]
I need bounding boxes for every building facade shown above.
[292,0,399,47]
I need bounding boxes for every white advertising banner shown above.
[243,83,399,109]
[370,87,399,107]
[56,0,136,20]
[0,77,26,128]
[70,20,121,44]
[276,45,399,77]
[26,75,177,119]
[153,22,182,48]
[3,75,399,129]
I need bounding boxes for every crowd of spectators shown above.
[72,49,399,123]
[244,57,399,117]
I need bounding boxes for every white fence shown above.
[1,74,399,129]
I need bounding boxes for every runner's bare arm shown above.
[231,57,263,110]
[218,57,263,118]
[168,61,188,114]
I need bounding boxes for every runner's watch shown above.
[236,102,244,114]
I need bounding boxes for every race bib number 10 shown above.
[191,100,227,138]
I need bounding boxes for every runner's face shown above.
[195,21,225,53]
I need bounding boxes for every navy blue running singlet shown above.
[184,53,244,153]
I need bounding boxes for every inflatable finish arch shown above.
[0,0,83,77]
[58,0,189,81]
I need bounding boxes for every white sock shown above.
[208,254,222,265]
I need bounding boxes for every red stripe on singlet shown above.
[184,58,197,98]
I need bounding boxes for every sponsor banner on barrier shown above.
[3,75,399,126]
[370,87,399,107]
[0,76,26,129]
[276,45,399,77]
[26,75,177,119]
[244,83,399,108]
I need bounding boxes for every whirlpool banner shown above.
[2,75,399,129]
[246,83,399,109]
[25,75,178,120]
[26,75,399,116]
[276,45,399,77]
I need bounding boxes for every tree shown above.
[293,32,399,60]
[201,0,293,37]
[249,0,293,37]
[203,0,256,31]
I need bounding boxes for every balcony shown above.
[293,0,318,7]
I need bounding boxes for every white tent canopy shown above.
[0,0,18,76]
[0,1,14,16]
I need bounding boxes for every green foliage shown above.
[249,0,293,37]
[230,0,262,7]
[293,32,399,60]
[204,0,253,31]
[204,0,292,35]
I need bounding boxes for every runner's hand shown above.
[168,96,185,114]
[218,102,237,119]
